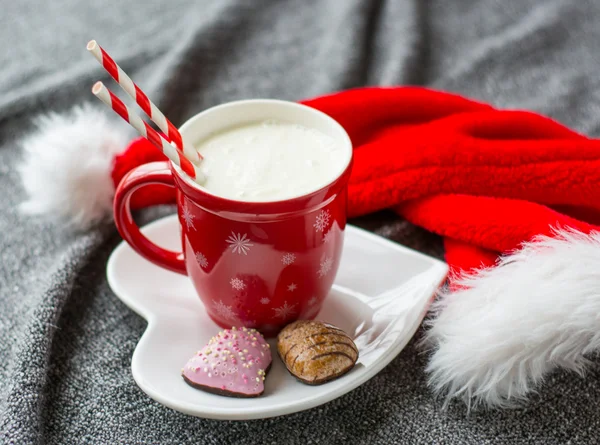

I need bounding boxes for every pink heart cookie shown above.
[182,327,272,397]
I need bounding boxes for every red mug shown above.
[113,99,353,336]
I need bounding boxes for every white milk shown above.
[195,120,347,201]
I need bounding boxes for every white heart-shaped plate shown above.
[106,214,447,420]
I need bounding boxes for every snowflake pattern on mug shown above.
[287,283,297,292]
[195,252,208,269]
[317,255,333,278]
[281,253,296,266]
[230,277,246,290]
[308,296,318,306]
[213,300,237,322]
[313,210,331,233]
[323,228,335,244]
[273,301,297,320]
[181,202,196,230]
[226,232,253,255]
[260,297,270,305]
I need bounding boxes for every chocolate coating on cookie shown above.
[277,320,358,385]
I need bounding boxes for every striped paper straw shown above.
[92,81,204,182]
[87,40,202,162]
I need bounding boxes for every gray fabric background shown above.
[2,0,600,443]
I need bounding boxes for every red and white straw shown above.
[92,81,204,182]
[87,40,202,162]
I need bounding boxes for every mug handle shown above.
[113,161,187,275]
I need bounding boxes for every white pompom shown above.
[425,228,600,409]
[18,104,130,229]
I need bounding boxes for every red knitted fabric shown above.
[113,87,600,278]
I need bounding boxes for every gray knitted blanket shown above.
[2,1,600,443]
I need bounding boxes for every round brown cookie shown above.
[277,320,358,385]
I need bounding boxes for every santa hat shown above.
[18,87,600,409]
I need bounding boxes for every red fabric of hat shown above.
[115,87,600,280]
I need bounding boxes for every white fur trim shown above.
[18,104,129,229]
[425,229,600,409]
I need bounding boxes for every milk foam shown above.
[195,120,347,201]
